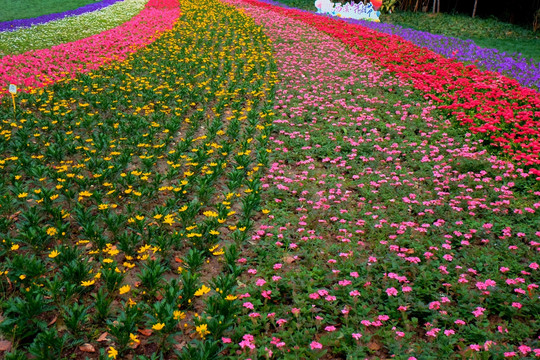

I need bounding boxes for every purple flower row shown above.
[254,0,540,91]
[343,18,540,91]
[0,0,124,32]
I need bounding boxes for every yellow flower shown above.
[225,294,237,301]
[173,310,186,320]
[46,227,58,236]
[17,192,28,198]
[108,248,119,256]
[195,324,210,338]
[129,333,140,344]
[163,215,175,225]
[152,323,165,331]
[10,244,19,251]
[107,346,118,359]
[194,284,211,297]
[119,285,131,294]
[203,211,218,217]
[48,250,60,258]
[81,279,95,287]
[19,274,26,280]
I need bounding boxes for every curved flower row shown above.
[255,0,540,92]
[241,0,540,175]
[0,0,124,32]
[0,0,147,56]
[344,19,540,92]
[0,0,180,95]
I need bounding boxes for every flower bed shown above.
[0,0,276,357]
[220,0,540,358]
[0,0,180,95]
[344,18,540,92]
[0,0,147,56]
[0,0,124,32]
[240,0,540,176]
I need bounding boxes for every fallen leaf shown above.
[173,341,186,351]
[97,332,110,342]
[138,328,153,336]
[284,256,296,264]
[79,343,95,353]
[175,257,183,263]
[48,316,57,326]
[0,340,12,352]
[368,341,381,351]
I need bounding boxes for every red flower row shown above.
[244,0,540,176]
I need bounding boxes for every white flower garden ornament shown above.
[315,0,381,22]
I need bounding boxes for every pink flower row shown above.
[0,0,180,96]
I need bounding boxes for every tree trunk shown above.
[414,0,420,12]
[472,0,478,18]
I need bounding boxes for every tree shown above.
[472,0,478,18]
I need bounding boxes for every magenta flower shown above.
[472,307,486,317]
[385,287,398,296]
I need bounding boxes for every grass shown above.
[0,0,100,22]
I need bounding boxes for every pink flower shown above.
[310,341,323,350]
[512,302,522,309]
[325,326,337,332]
[352,333,362,340]
[518,345,531,355]
[472,307,486,317]
[243,302,254,310]
[386,287,398,296]
[255,278,267,286]
[222,337,232,344]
